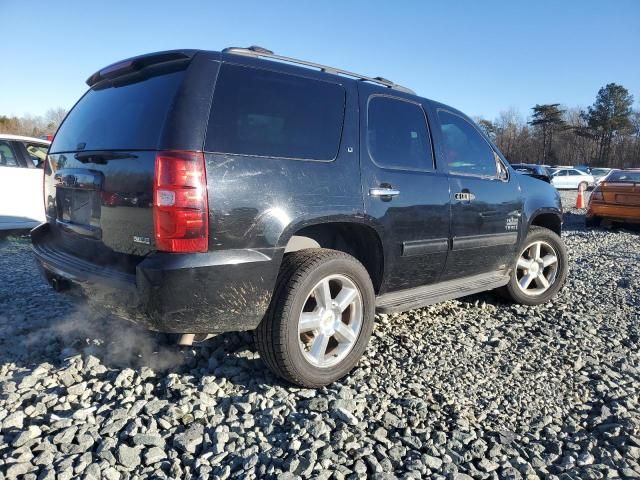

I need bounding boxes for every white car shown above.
[0,134,50,230]
[550,168,595,190]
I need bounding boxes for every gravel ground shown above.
[1,190,639,480]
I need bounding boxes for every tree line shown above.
[0,108,67,139]
[476,83,639,168]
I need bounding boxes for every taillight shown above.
[153,151,208,253]
[590,186,603,203]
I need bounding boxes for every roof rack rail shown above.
[222,46,416,95]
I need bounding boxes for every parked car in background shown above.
[550,168,595,190]
[586,169,640,227]
[511,164,551,183]
[574,164,592,174]
[590,167,613,184]
[0,134,49,230]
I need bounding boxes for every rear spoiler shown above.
[86,50,197,87]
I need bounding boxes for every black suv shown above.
[32,47,568,387]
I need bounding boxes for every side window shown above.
[0,141,20,167]
[367,96,432,171]
[24,142,49,168]
[437,110,498,177]
[206,64,346,160]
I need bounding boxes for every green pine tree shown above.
[582,83,634,166]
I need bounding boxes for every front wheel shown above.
[255,249,375,387]
[500,226,568,306]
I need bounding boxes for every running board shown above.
[376,271,510,314]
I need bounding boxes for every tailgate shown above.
[46,151,156,257]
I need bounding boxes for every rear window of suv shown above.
[50,69,186,153]
[206,64,346,160]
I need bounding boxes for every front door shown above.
[358,84,450,292]
[429,106,523,280]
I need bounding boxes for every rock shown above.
[333,407,358,426]
[132,433,165,448]
[382,412,402,429]
[373,427,388,443]
[307,398,329,412]
[52,426,77,445]
[423,455,443,470]
[477,458,499,472]
[6,462,33,478]
[12,425,42,447]
[102,467,121,480]
[144,446,167,465]
[173,423,204,454]
[2,411,24,430]
[116,444,141,470]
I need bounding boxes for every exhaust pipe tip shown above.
[177,333,214,346]
[178,334,195,346]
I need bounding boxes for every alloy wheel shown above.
[515,240,559,296]
[297,274,363,368]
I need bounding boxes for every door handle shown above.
[369,187,400,197]
[479,210,499,218]
[454,192,475,201]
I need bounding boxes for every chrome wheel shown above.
[515,240,559,296]
[298,274,363,368]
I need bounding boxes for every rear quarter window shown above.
[51,69,186,153]
[205,64,346,160]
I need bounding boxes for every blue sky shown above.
[1,0,638,121]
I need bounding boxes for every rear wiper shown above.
[74,151,138,164]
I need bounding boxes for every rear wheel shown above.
[255,249,375,387]
[500,227,568,306]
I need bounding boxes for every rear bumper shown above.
[31,223,282,333]
[587,203,640,223]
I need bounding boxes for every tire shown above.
[585,216,601,228]
[500,226,568,306]
[255,249,375,388]
[578,181,588,192]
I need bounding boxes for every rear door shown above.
[429,105,522,280]
[358,84,450,292]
